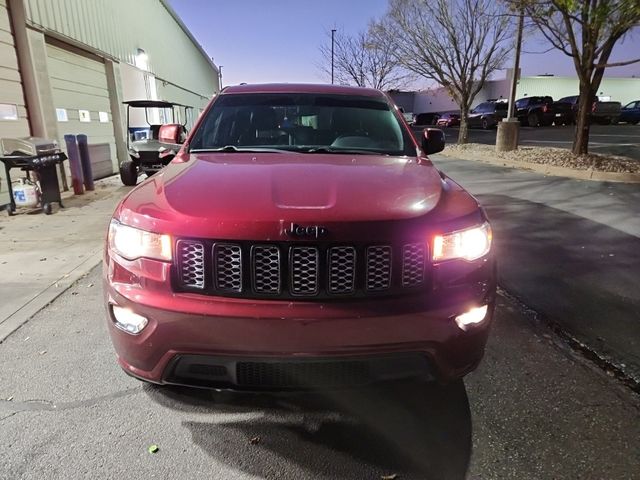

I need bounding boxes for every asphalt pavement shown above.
[431,155,640,385]
[0,267,638,480]
[413,124,640,160]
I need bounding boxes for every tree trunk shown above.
[573,82,593,155]
[458,107,469,144]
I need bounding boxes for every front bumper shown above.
[104,252,496,389]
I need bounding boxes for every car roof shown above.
[221,83,385,97]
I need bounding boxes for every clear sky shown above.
[168,0,640,88]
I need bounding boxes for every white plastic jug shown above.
[12,179,39,208]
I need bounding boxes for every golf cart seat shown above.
[149,124,162,140]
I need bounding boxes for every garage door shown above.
[46,42,116,177]
[0,0,30,204]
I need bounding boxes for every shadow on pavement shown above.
[479,193,640,378]
[145,380,472,479]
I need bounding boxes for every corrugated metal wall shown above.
[0,0,29,138]
[24,0,218,106]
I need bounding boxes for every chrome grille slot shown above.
[402,243,426,287]
[328,246,356,294]
[176,240,205,289]
[252,245,281,294]
[366,246,392,291]
[290,246,319,295]
[214,243,242,292]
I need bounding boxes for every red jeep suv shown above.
[103,84,496,390]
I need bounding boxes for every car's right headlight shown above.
[433,222,492,262]
[108,220,172,261]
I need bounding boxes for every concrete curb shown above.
[0,251,102,343]
[439,152,640,183]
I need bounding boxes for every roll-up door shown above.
[46,41,116,176]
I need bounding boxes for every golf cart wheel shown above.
[120,160,138,186]
[481,118,489,130]
[42,203,52,215]
[528,112,540,127]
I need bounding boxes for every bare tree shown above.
[319,30,411,90]
[520,0,640,155]
[370,0,513,144]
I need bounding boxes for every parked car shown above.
[620,100,640,125]
[467,101,507,129]
[413,112,441,126]
[556,95,622,125]
[436,112,461,127]
[514,96,573,127]
[103,83,497,391]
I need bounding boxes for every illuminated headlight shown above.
[433,222,492,262]
[455,305,488,330]
[108,220,172,261]
[111,305,148,334]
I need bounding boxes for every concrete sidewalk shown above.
[432,154,640,386]
[0,176,130,341]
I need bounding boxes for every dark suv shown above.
[468,101,508,129]
[103,84,497,390]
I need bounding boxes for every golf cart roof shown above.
[123,100,189,108]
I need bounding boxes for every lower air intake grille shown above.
[236,360,371,388]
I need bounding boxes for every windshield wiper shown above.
[190,145,291,153]
[303,147,383,155]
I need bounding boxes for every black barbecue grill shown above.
[1,137,67,215]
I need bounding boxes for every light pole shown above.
[496,5,524,152]
[218,65,223,89]
[331,29,336,84]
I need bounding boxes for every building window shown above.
[79,110,91,122]
[99,111,109,123]
[56,108,68,122]
[0,104,19,121]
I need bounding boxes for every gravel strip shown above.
[441,143,640,173]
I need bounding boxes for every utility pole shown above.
[507,9,524,119]
[218,65,223,89]
[331,29,336,84]
[496,5,524,152]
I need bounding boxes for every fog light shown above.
[455,305,488,331]
[112,305,148,334]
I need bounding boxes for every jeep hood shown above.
[117,153,479,238]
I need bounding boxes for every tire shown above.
[601,117,612,125]
[528,112,540,127]
[119,160,138,186]
[481,118,489,130]
[42,203,52,215]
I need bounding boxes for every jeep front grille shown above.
[176,240,205,289]
[175,240,428,298]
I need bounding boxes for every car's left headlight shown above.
[108,220,172,261]
[433,222,492,262]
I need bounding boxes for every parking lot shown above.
[413,124,640,160]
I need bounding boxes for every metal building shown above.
[0,0,219,202]
[397,72,640,116]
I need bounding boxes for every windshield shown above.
[189,93,415,156]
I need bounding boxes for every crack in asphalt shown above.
[0,387,141,420]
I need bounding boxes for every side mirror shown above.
[158,123,185,145]
[421,128,445,155]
